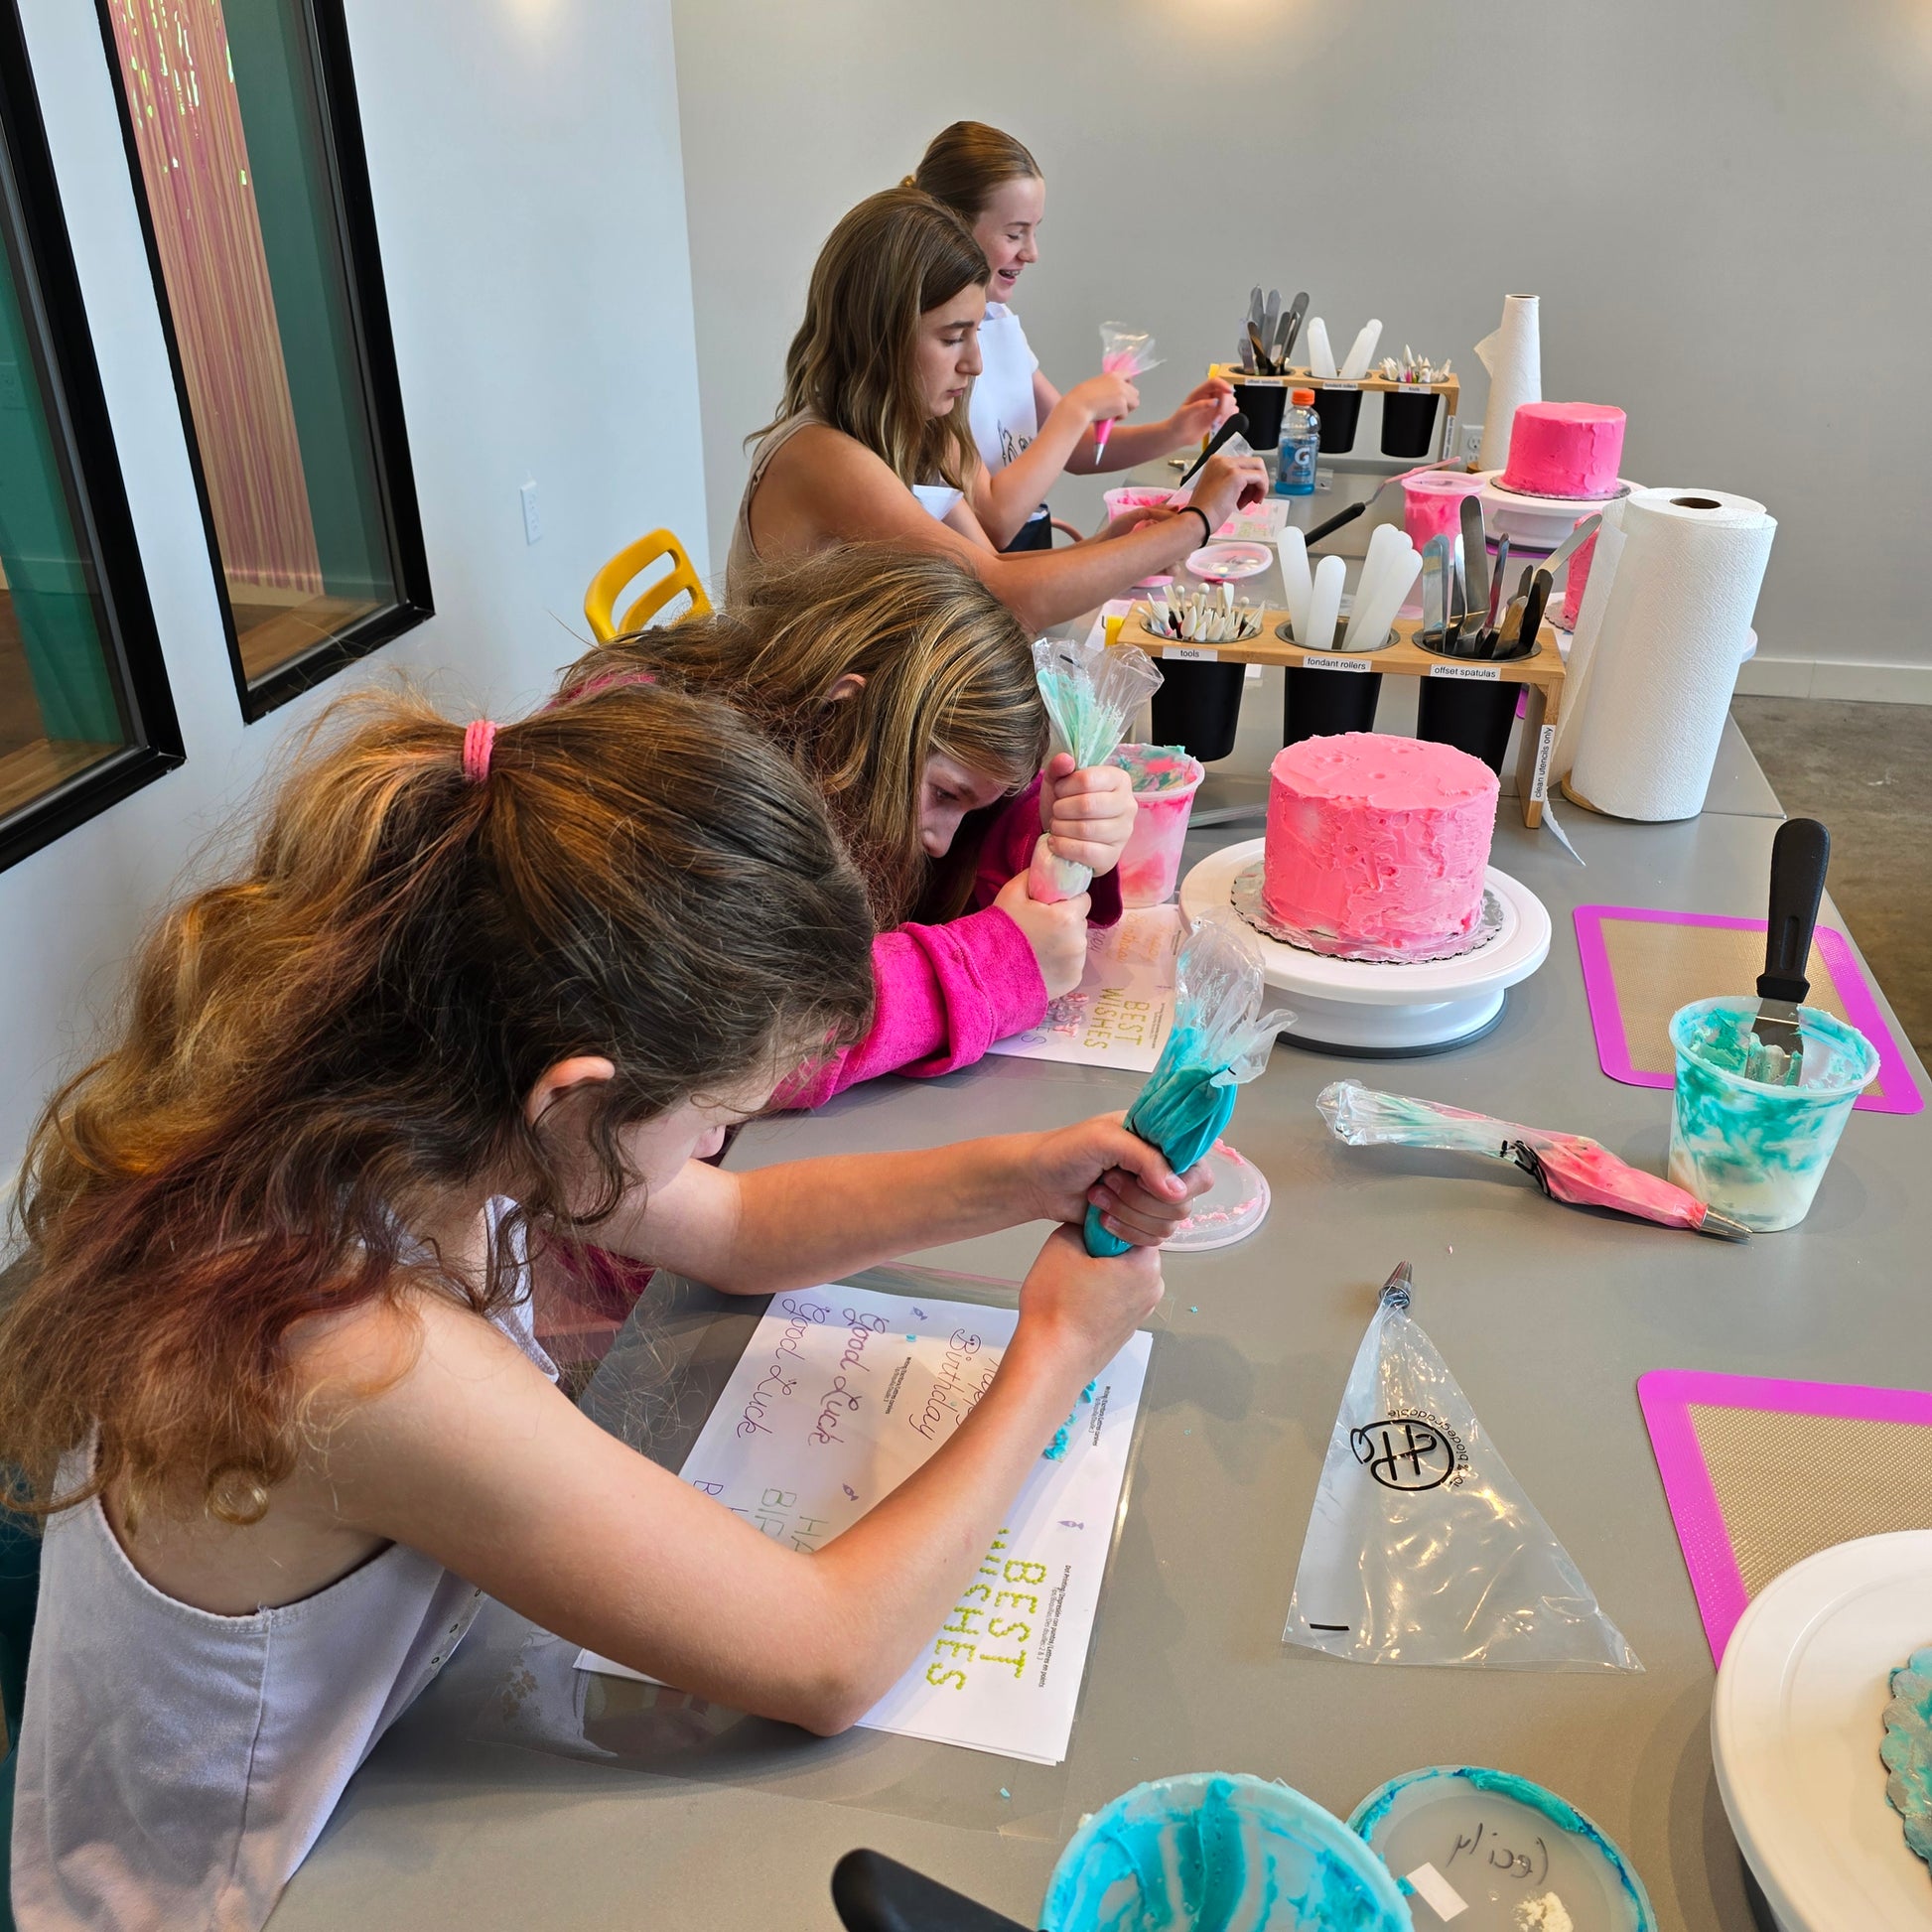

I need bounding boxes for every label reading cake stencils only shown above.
[1427,663,1503,682]
[1161,645,1219,662]
[1301,654,1375,673]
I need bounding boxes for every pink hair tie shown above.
[462,719,497,784]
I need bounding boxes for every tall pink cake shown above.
[1500,401,1626,498]
[1263,733,1499,959]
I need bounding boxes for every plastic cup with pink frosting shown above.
[1110,743,1205,906]
[1401,470,1487,552]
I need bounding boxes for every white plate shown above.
[1178,840,1551,1052]
[1185,541,1273,581]
[1714,1531,1932,1932]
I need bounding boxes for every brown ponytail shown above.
[2,682,876,1523]
[912,121,1041,219]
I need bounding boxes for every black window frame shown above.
[0,0,183,876]
[95,0,432,723]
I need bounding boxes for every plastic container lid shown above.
[1349,1766,1656,1931]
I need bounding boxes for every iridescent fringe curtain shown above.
[106,0,323,596]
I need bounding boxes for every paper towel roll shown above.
[1474,294,1541,471]
[1565,488,1776,821]
[1549,498,1625,783]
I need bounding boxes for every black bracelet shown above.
[1181,504,1212,546]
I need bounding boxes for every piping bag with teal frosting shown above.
[1084,917,1290,1258]
[1028,635,1164,903]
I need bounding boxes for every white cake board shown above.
[1178,840,1552,1055]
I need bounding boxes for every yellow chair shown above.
[584,528,712,642]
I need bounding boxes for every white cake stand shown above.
[1178,839,1552,1054]
[1478,471,1636,551]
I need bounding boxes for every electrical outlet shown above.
[1459,422,1484,462]
[520,480,542,545]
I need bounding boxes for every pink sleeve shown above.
[969,776,1123,928]
[776,907,1047,1110]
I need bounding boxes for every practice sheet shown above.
[577,1282,1152,1765]
[988,904,1179,1072]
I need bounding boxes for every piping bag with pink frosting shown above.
[1028,636,1163,902]
[1091,323,1160,458]
[1317,1079,1750,1240]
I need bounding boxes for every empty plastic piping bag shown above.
[1029,636,1164,902]
[1316,1078,1750,1239]
[1086,919,1290,1257]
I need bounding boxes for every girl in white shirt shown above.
[912,121,1236,550]
[0,681,1205,1929]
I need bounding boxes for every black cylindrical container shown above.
[1310,385,1362,453]
[1151,658,1246,763]
[1283,667,1382,747]
[1415,675,1519,773]
[1232,380,1288,452]
[1378,388,1441,458]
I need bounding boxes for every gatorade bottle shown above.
[1276,388,1318,495]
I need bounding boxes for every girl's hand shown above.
[993,873,1091,999]
[1023,1112,1209,1244]
[1167,377,1237,446]
[1184,453,1271,529]
[1066,371,1141,427]
[1014,1225,1165,1387]
[1098,501,1183,543]
[1040,753,1136,875]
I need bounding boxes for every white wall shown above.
[670,0,1932,702]
[1,0,706,1179]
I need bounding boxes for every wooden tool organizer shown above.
[1111,608,1566,829]
[1206,366,1462,468]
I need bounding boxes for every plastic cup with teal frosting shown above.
[1040,1771,1411,1931]
[1667,996,1878,1232]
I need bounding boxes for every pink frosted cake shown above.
[1500,401,1626,498]
[1263,733,1499,958]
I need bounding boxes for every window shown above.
[99,0,429,719]
[0,0,181,874]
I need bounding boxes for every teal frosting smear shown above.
[1882,1646,1932,1866]
[1044,1380,1098,1462]
[1042,1772,1411,1932]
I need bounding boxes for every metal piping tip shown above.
[1381,1261,1414,1308]
[1695,1209,1753,1242]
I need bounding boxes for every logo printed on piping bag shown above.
[1351,1411,1466,1491]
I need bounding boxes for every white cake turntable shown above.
[1178,838,1552,1054]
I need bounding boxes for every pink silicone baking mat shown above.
[1638,1369,1932,1665]
[1574,904,1923,1116]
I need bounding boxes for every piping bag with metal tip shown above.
[1091,322,1161,457]
[1316,1080,1750,1239]
[1084,918,1290,1257]
[1285,1263,1643,1670]
[1027,636,1164,902]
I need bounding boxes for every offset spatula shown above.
[833,1850,1031,1932]
[1748,817,1831,1084]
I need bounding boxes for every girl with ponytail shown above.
[912,121,1237,550]
[1,681,1201,1928]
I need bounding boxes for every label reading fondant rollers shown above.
[1161,645,1219,662]
[1428,662,1503,681]
[1301,654,1375,673]
[1530,723,1556,802]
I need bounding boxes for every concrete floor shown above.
[1731,696,1932,1054]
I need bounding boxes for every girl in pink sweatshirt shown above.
[556,546,1135,1107]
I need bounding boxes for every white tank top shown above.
[969,303,1040,477]
[10,1203,556,1932]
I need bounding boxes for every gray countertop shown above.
[272,688,1919,1929]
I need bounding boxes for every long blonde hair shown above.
[910,121,1041,220]
[758,188,988,494]
[558,547,1046,923]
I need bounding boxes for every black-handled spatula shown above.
[1749,817,1831,1084]
[832,1850,1034,1932]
